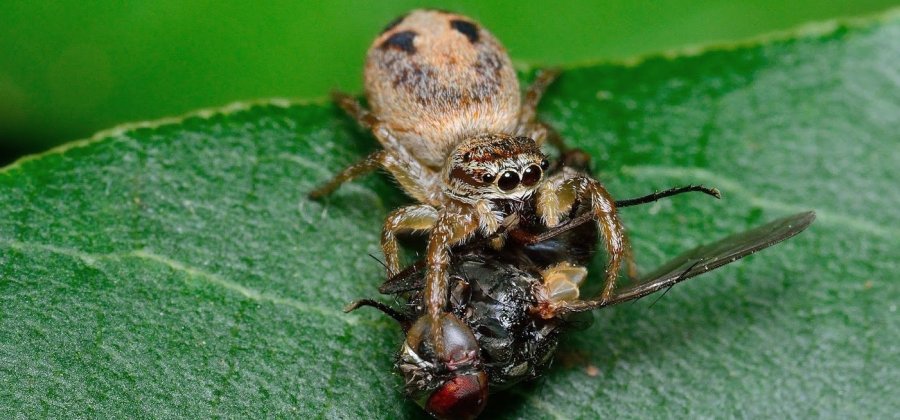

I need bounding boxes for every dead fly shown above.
[349,201,813,419]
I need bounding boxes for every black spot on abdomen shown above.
[380,30,417,54]
[450,19,479,43]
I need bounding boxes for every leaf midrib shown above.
[0,238,390,330]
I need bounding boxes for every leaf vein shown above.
[0,239,372,327]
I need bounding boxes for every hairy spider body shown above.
[309,9,628,354]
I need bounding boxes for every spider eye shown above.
[497,171,520,191]
[540,159,550,170]
[521,165,542,186]
[481,173,495,183]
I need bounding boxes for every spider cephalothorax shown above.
[444,134,550,202]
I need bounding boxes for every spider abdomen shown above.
[365,9,521,168]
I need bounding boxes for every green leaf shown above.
[2,13,898,418]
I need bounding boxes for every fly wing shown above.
[604,211,816,307]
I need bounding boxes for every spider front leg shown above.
[423,204,496,354]
[381,205,439,277]
[537,168,627,304]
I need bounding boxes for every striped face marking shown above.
[445,134,548,201]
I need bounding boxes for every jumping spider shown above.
[309,9,629,351]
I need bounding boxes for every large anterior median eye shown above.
[521,165,542,186]
[497,171,520,191]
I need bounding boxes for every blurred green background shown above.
[1,0,898,163]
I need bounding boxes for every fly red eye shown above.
[426,372,489,420]
[497,171,520,191]
[521,165,542,186]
